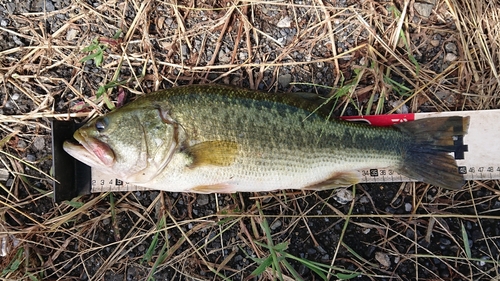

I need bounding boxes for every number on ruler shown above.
[458,166,467,174]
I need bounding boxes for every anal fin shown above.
[190,183,235,193]
[303,171,360,191]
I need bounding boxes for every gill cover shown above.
[64,105,179,183]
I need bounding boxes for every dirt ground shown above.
[1,0,500,280]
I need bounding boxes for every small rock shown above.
[17,140,27,149]
[359,196,370,204]
[316,245,327,254]
[389,100,409,114]
[405,203,412,212]
[270,220,282,230]
[0,169,9,182]
[218,49,231,63]
[445,42,457,53]
[196,194,209,206]
[6,2,16,14]
[278,74,292,87]
[414,0,436,18]
[25,154,36,162]
[277,16,292,28]
[149,191,158,201]
[439,238,451,245]
[365,245,376,257]
[181,44,189,56]
[33,137,46,151]
[45,0,55,12]
[436,91,456,104]
[334,188,353,204]
[444,53,457,62]
[239,52,248,61]
[430,39,440,47]
[13,35,23,46]
[307,248,316,255]
[478,256,489,267]
[375,252,391,268]
[66,29,78,41]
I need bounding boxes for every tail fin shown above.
[395,116,470,189]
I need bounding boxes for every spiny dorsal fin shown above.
[187,141,239,168]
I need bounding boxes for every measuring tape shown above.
[341,110,500,183]
[51,110,500,202]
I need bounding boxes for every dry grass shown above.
[1,0,500,280]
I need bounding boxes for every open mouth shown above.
[63,131,115,167]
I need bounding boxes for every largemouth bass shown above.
[63,84,469,192]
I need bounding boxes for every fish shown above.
[63,84,469,193]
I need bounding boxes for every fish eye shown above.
[95,117,108,132]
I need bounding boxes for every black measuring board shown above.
[51,120,92,202]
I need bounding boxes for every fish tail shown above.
[395,116,470,189]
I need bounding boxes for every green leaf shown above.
[94,52,103,67]
[81,43,99,52]
[66,200,84,209]
[281,259,305,281]
[27,272,40,281]
[103,93,115,110]
[9,259,20,271]
[80,51,102,63]
[0,132,15,148]
[284,253,328,279]
[113,30,122,39]
[336,273,360,280]
[273,241,289,252]
[2,248,23,276]
[96,86,106,98]
[461,221,472,259]
[250,256,274,276]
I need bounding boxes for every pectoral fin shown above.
[303,171,360,190]
[187,141,239,168]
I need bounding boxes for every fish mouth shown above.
[63,131,115,167]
